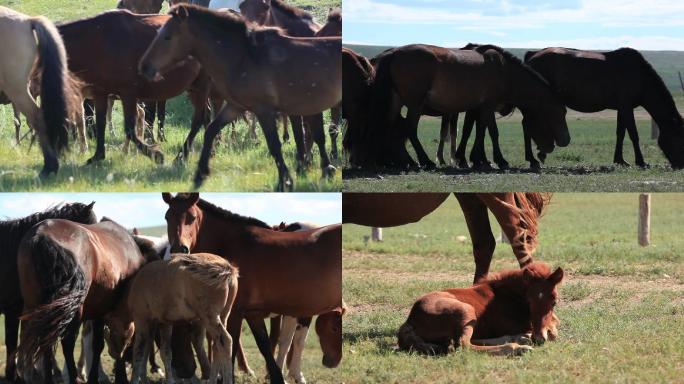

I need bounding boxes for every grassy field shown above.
[0,0,342,192]
[342,193,684,383]
[0,224,343,384]
[343,97,684,192]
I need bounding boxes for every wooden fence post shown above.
[638,194,651,247]
[371,227,383,242]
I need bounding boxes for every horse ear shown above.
[87,201,95,210]
[523,267,534,283]
[548,267,564,286]
[132,227,139,235]
[162,193,173,204]
[173,4,189,21]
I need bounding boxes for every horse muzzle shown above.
[139,64,162,82]
[322,354,341,368]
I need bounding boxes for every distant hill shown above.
[136,225,166,237]
[345,44,684,93]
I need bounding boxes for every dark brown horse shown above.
[161,193,341,384]
[16,218,158,384]
[343,192,549,283]
[116,0,165,13]
[341,48,375,167]
[354,44,570,169]
[140,5,340,190]
[0,202,96,382]
[398,262,563,355]
[525,47,684,169]
[57,9,212,166]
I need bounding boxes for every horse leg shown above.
[12,103,21,144]
[121,96,163,164]
[75,101,88,153]
[194,104,243,188]
[157,100,167,142]
[143,101,157,143]
[255,110,293,192]
[449,114,458,165]
[245,316,284,384]
[275,316,297,372]
[437,115,448,166]
[487,113,509,170]
[455,110,474,168]
[304,113,336,179]
[107,97,116,138]
[524,128,541,170]
[288,116,307,174]
[204,316,233,384]
[459,320,531,356]
[136,103,147,144]
[157,325,174,384]
[286,318,311,384]
[86,95,108,164]
[176,92,208,164]
[620,108,648,168]
[190,325,210,380]
[41,351,55,384]
[405,108,435,169]
[61,318,81,384]
[613,112,629,166]
[470,110,491,170]
[5,309,21,382]
[329,105,341,160]
[269,316,282,355]
[471,334,533,346]
[280,114,289,142]
[130,321,152,384]
[455,193,496,283]
[87,320,105,384]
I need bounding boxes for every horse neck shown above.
[188,21,246,79]
[641,80,683,132]
[193,210,251,259]
[508,63,555,109]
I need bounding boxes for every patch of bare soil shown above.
[566,274,684,308]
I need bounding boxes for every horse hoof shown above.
[153,151,165,165]
[514,344,534,355]
[322,165,336,179]
[614,160,631,167]
[86,155,104,165]
[637,162,650,169]
[457,160,469,169]
[497,161,510,170]
[193,173,207,190]
[422,160,437,170]
[530,162,542,172]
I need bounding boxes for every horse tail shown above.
[513,192,552,256]
[175,254,239,289]
[397,322,448,355]
[31,16,70,154]
[365,50,398,166]
[17,233,87,367]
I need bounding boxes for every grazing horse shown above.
[140,5,341,190]
[0,7,79,177]
[58,9,212,166]
[525,47,684,169]
[343,193,549,283]
[398,263,563,355]
[16,218,157,384]
[355,44,570,169]
[105,253,239,384]
[0,202,97,382]
[161,193,342,384]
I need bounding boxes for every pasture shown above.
[0,0,342,192]
[342,193,684,383]
[0,223,342,384]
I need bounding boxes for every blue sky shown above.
[0,193,341,229]
[343,0,684,50]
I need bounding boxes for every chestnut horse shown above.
[355,44,570,169]
[525,47,684,169]
[140,5,341,190]
[58,9,212,166]
[105,253,239,384]
[0,202,96,382]
[161,193,341,384]
[0,7,79,177]
[16,218,157,384]
[343,192,549,283]
[398,262,563,355]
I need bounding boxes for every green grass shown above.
[0,0,342,192]
[342,193,684,383]
[343,99,684,192]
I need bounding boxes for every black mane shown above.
[175,4,249,36]
[197,199,270,229]
[469,43,552,87]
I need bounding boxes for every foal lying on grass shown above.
[398,262,563,356]
[105,253,239,384]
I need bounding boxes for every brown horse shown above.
[341,48,375,167]
[398,262,563,355]
[140,5,341,190]
[354,44,570,169]
[525,47,684,169]
[0,7,80,177]
[105,253,239,384]
[16,218,158,384]
[161,193,341,384]
[58,9,212,166]
[117,0,165,13]
[0,202,96,382]
[343,192,549,283]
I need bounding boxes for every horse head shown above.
[239,0,270,25]
[522,263,564,344]
[162,192,202,254]
[315,307,345,368]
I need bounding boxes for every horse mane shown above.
[483,262,552,286]
[270,0,314,21]
[326,8,341,23]
[471,44,552,88]
[173,253,238,288]
[174,4,249,36]
[197,199,270,229]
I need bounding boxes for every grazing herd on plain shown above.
[0,0,341,191]
[0,193,343,384]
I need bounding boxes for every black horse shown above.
[525,47,684,169]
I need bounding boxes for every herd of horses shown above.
[0,194,343,384]
[344,192,563,356]
[0,0,341,191]
[342,44,684,171]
